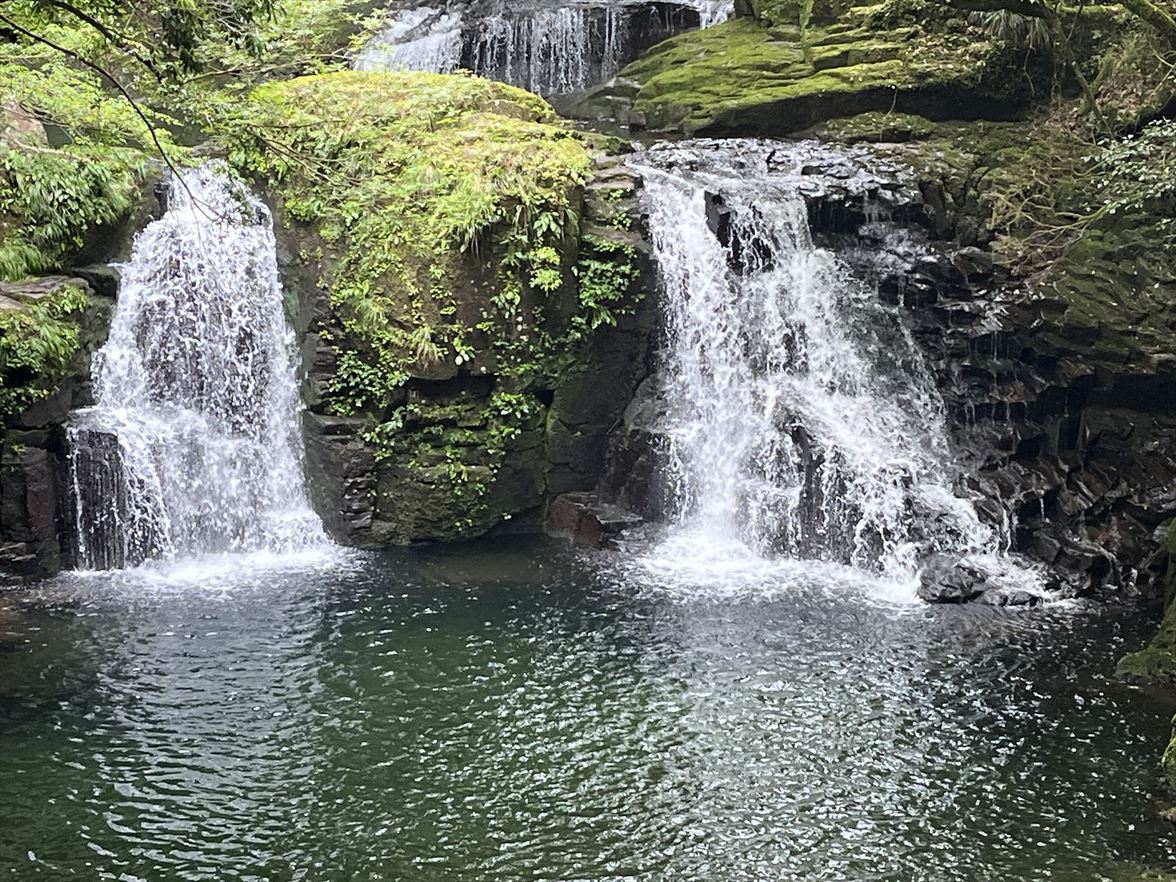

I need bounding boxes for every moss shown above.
[811,110,939,142]
[0,279,89,421]
[0,56,157,281]
[594,3,1045,135]
[0,145,147,281]
[227,70,593,414]
[222,71,645,542]
[1165,725,1176,793]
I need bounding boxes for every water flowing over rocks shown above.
[65,166,326,569]
[592,136,1176,599]
[596,139,1050,596]
[0,14,1171,610]
[355,0,727,101]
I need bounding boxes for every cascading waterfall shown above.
[631,141,1007,582]
[356,0,726,96]
[354,6,465,74]
[67,165,326,570]
[465,5,629,96]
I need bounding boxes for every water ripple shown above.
[0,538,1173,881]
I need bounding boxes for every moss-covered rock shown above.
[1,272,115,585]
[568,0,1046,135]
[0,277,89,422]
[224,71,649,544]
[228,71,597,404]
[1164,722,1176,794]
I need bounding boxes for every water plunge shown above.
[630,141,1017,585]
[67,165,326,570]
[355,0,729,97]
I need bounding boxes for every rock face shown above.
[239,73,657,546]
[845,153,1174,598]
[0,272,117,584]
[598,129,1176,599]
[565,0,1045,134]
[0,170,162,585]
[280,149,655,546]
[545,492,642,547]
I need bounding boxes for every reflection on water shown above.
[0,537,1174,881]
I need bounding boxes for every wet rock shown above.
[546,493,642,548]
[979,589,1043,608]
[918,555,993,604]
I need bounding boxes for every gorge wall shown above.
[1,0,1173,612]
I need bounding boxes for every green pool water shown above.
[0,538,1174,881]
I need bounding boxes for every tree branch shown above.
[1117,0,1176,44]
[0,12,183,182]
[37,0,165,82]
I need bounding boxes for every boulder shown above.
[546,493,642,548]
[917,554,993,604]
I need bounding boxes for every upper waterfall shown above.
[355,0,728,97]
[629,141,1020,586]
[67,165,326,570]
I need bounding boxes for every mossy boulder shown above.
[568,1,1046,135]
[0,277,90,423]
[224,71,649,544]
[744,0,854,27]
[1,273,116,585]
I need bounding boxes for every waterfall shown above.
[465,5,628,97]
[356,1,718,97]
[631,141,1003,581]
[67,165,326,570]
[697,0,732,26]
[354,7,464,74]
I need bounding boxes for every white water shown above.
[67,165,326,571]
[356,1,728,95]
[355,7,464,73]
[697,0,732,26]
[630,141,1016,587]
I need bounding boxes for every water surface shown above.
[1,539,1174,881]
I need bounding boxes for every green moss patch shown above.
[591,2,1044,135]
[223,71,643,541]
[227,70,593,411]
[0,58,156,281]
[1118,524,1176,683]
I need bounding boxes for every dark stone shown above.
[546,492,642,548]
[705,191,733,247]
[979,589,1044,607]
[67,264,121,300]
[11,387,73,430]
[918,555,993,604]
